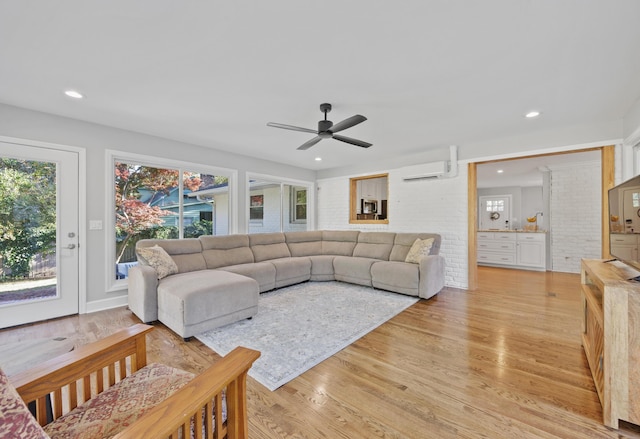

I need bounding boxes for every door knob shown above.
[65,244,76,249]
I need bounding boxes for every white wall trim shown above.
[85,294,128,314]
[0,135,88,315]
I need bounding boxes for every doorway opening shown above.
[467,146,615,290]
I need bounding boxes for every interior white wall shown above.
[549,160,601,273]
[0,103,315,309]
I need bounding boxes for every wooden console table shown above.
[581,259,640,428]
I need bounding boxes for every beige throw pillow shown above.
[404,238,434,264]
[136,245,178,279]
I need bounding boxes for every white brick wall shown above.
[549,160,601,273]
[317,165,469,289]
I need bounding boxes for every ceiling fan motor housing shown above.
[318,119,333,137]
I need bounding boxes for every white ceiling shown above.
[1,1,639,171]
[476,149,600,188]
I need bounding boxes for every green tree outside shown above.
[0,159,56,279]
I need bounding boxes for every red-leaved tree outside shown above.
[115,163,201,264]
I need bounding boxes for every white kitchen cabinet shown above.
[478,231,546,271]
[359,179,377,199]
[477,232,516,266]
[516,232,546,270]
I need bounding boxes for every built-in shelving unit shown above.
[581,258,640,428]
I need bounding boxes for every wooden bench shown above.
[2,324,260,439]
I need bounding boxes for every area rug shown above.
[196,281,418,391]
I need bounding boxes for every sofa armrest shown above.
[113,346,260,439]
[127,265,159,323]
[418,254,445,299]
[13,324,154,425]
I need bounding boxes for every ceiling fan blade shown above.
[267,122,317,134]
[333,134,372,148]
[330,114,367,133]
[297,136,323,150]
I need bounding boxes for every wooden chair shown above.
[2,324,260,439]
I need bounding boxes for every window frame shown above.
[290,186,307,224]
[106,150,237,292]
[246,172,314,233]
[349,173,389,224]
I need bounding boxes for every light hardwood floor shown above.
[2,266,640,438]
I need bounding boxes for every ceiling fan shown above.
[267,103,372,150]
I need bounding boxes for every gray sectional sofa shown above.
[128,230,445,338]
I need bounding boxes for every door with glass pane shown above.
[479,195,512,230]
[0,142,79,328]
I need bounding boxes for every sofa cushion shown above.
[219,262,277,292]
[136,245,179,279]
[389,233,441,262]
[200,235,254,269]
[285,231,323,257]
[137,239,206,274]
[0,367,49,439]
[333,256,377,286]
[404,238,435,264]
[157,270,259,333]
[352,232,395,260]
[249,233,291,262]
[43,363,194,439]
[371,261,420,296]
[321,230,359,256]
[309,255,336,281]
[269,257,312,288]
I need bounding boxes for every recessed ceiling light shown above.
[525,111,541,118]
[64,90,84,99]
[315,157,322,161]
[497,169,504,174]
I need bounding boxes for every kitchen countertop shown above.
[478,229,547,233]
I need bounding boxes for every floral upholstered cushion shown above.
[136,245,179,279]
[404,238,434,264]
[43,363,194,439]
[0,366,50,439]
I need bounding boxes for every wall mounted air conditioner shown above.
[401,161,448,181]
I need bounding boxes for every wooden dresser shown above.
[581,259,640,428]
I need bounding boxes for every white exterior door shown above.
[0,142,79,328]
[479,195,512,230]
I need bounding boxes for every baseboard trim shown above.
[85,295,128,314]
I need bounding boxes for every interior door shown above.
[0,142,79,328]
[479,195,512,230]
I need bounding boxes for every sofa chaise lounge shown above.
[128,230,445,338]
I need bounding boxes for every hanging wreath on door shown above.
[490,211,500,220]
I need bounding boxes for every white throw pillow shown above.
[136,245,178,279]
[404,238,434,264]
